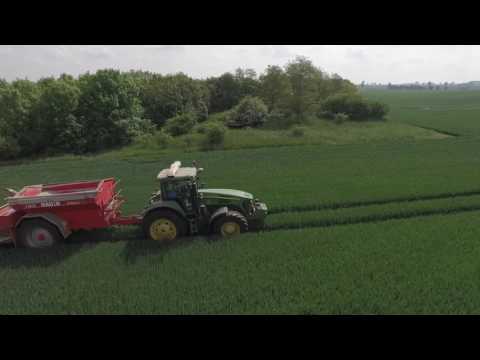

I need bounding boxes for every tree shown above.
[324,73,357,97]
[32,76,83,153]
[259,65,292,111]
[0,79,22,159]
[0,81,9,136]
[0,79,41,155]
[141,73,210,126]
[0,135,21,160]
[207,72,243,113]
[284,56,323,121]
[75,69,147,152]
[235,68,260,99]
[0,56,392,160]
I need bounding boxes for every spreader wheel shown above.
[143,209,187,243]
[213,211,248,237]
[16,219,63,249]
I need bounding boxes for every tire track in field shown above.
[269,189,480,214]
[264,203,480,232]
[404,122,460,137]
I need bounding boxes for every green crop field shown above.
[2,90,480,314]
[363,90,480,136]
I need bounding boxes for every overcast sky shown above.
[0,45,478,84]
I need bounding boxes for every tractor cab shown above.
[155,161,203,214]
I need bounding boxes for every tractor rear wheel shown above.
[213,211,248,237]
[143,209,187,243]
[16,219,63,249]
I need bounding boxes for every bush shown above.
[208,111,230,124]
[227,96,268,129]
[368,101,389,120]
[182,134,197,148]
[200,122,226,150]
[164,113,197,136]
[133,133,154,147]
[154,131,172,148]
[321,93,388,121]
[263,110,293,129]
[134,130,173,150]
[0,136,21,160]
[333,112,349,124]
[318,110,335,120]
[289,125,307,138]
[105,117,156,150]
[126,117,156,138]
[195,123,208,134]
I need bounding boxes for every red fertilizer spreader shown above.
[0,178,141,248]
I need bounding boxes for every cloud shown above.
[0,45,479,83]
[0,46,15,55]
[79,46,114,59]
[145,45,186,52]
[346,48,367,62]
[272,45,294,59]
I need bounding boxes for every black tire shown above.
[142,209,188,242]
[213,211,248,237]
[16,219,63,249]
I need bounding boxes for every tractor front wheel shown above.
[213,211,248,237]
[143,210,187,243]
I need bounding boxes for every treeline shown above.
[0,56,388,160]
[361,82,458,91]
[387,82,451,91]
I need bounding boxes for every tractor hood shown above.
[199,188,254,200]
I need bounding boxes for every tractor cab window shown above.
[163,181,178,200]
[162,179,194,201]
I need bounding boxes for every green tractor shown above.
[141,161,268,242]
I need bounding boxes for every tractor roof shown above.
[157,161,197,180]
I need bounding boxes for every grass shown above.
[267,193,480,230]
[2,90,480,314]
[2,211,480,314]
[363,90,480,136]
[3,136,480,215]
[222,119,449,149]
[121,117,448,157]
[3,137,480,216]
